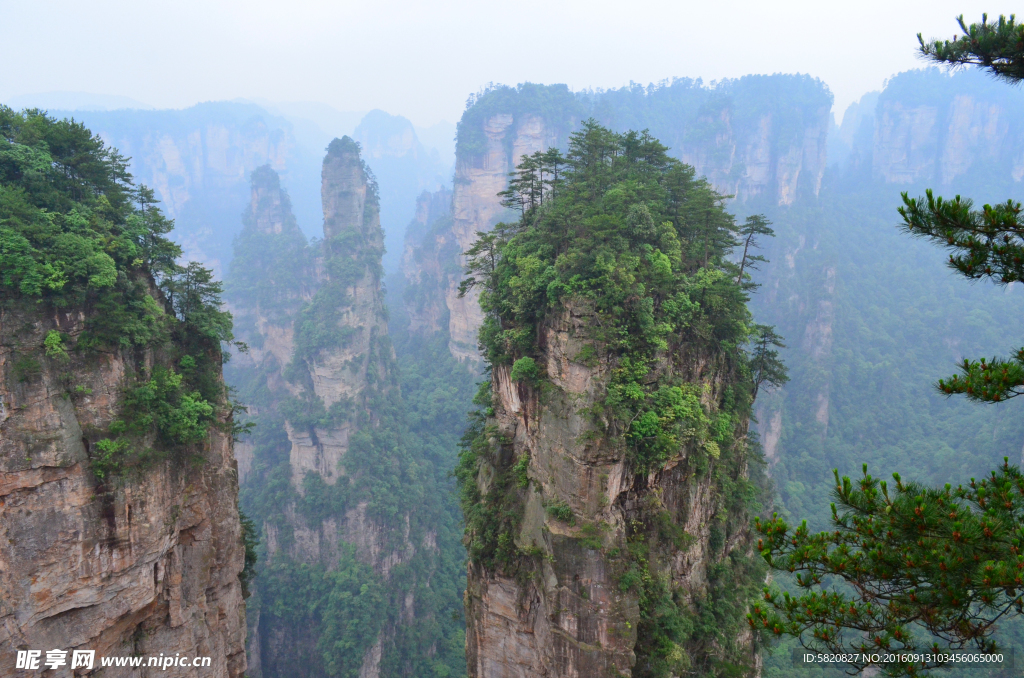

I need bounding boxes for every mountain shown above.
[0,109,248,676]
[353,110,451,274]
[400,76,833,366]
[457,122,767,676]
[225,145,466,678]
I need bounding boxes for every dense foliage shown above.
[461,121,774,471]
[0,107,235,478]
[753,461,1024,676]
[456,121,779,676]
[0,107,177,307]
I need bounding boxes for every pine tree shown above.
[752,16,1024,676]
[749,324,788,400]
[902,13,1024,402]
[735,215,774,290]
[918,13,1024,81]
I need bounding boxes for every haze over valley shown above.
[4,5,1024,677]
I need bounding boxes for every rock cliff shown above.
[0,302,248,677]
[399,188,455,336]
[228,140,449,678]
[832,68,1024,190]
[0,108,248,678]
[457,124,767,677]
[465,305,761,677]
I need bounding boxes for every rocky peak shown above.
[354,110,422,161]
[413,186,452,231]
[229,141,429,678]
[457,124,766,676]
[246,165,302,236]
[322,136,372,241]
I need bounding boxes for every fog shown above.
[2,0,1014,126]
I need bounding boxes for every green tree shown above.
[918,13,1024,81]
[735,215,774,290]
[902,13,1024,403]
[1,108,233,480]
[163,261,234,345]
[753,15,1024,676]
[749,324,788,401]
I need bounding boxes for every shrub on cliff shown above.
[460,120,782,473]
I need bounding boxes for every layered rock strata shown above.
[0,305,247,677]
[230,140,430,678]
[465,302,759,677]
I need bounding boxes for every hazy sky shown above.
[3,0,1014,126]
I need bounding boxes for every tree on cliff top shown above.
[751,15,1024,676]
[0,107,231,347]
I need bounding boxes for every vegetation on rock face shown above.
[753,16,1024,676]
[460,120,781,471]
[457,121,783,675]
[0,107,236,479]
[0,108,174,302]
[227,159,470,678]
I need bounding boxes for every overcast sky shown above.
[2,0,1014,126]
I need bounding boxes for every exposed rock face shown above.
[286,139,390,487]
[0,305,247,676]
[872,92,1023,185]
[231,141,430,678]
[465,302,758,677]
[801,265,837,440]
[673,107,829,205]
[831,69,1024,187]
[400,188,455,335]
